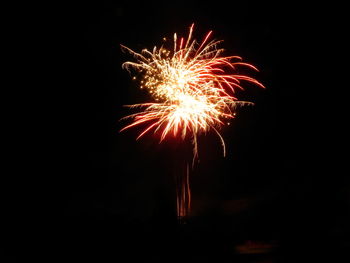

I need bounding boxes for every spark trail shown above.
[121,24,265,219]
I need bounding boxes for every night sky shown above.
[4,1,348,262]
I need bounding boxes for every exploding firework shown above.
[120,24,265,219]
[120,24,264,159]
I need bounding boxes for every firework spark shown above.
[120,24,264,158]
[120,24,265,220]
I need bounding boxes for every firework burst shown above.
[120,24,265,159]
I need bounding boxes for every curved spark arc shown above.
[120,24,265,158]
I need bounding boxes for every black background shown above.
[4,1,348,262]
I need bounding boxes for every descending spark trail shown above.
[120,24,265,219]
